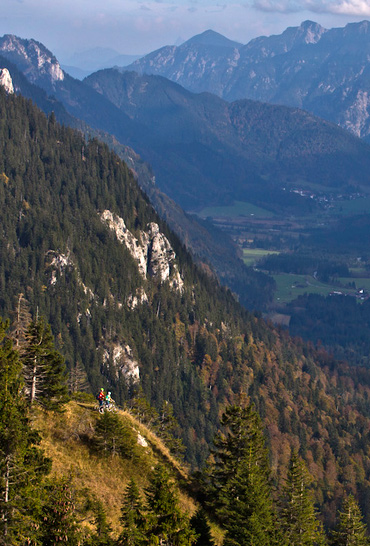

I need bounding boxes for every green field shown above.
[326,196,370,216]
[197,201,275,219]
[337,277,370,291]
[272,274,357,304]
[242,248,279,267]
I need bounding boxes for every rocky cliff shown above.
[101,210,184,294]
[0,34,64,93]
[0,67,14,94]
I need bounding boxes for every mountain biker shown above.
[105,391,113,409]
[97,388,105,408]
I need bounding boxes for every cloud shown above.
[252,0,370,15]
[252,0,301,12]
[327,0,370,15]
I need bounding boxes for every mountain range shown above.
[2,31,370,215]
[126,20,370,141]
[3,30,370,312]
[2,33,370,216]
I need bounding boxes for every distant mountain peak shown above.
[344,19,370,35]
[284,20,327,44]
[300,19,323,29]
[184,29,241,49]
[0,34,64,85]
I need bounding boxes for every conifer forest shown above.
[2,87,370,544]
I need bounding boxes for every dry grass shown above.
[33,401,198,534]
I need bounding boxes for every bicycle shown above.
[98,400,117,414]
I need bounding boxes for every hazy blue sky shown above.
[1,0,370,61]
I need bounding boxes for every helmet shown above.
[100,388,104,391]
[108,391,111,395]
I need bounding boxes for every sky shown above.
[2,0,370,62]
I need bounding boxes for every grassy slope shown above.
[34,400,201,536]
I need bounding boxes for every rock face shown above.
[127,287,149,310]
[102,342,140,383]
[101,210,184,294]
[0,68,14,94]
[124,20,370,140]
[0,34,64,92]
[46,250,74,286]
[45,250,94,301]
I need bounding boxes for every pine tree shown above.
[94,411,136,458]
[206,404,276,546]
[0,318,51,544]
[330,495,369,546]
[130,390,159,427]
[22,317,68,410]
[10,293,32,353]
[117,479,146,546]
[190,508,215,546]
[145,465,196,546]
[87,498,113,546]
[279,450,326,546]
[68,360,90,395]
[41,475,81,546]
[155,400,185,459]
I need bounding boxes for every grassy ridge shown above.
[35,401,198,534]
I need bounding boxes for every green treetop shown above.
[207,403,277,546]
[145,465,196,546]
[117,479,146,546]
[0,318,51,544]
[279,450,326,546]
[330,494,369,546]
[22,317,68,411]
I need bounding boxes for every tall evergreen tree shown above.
[0,318,51,544]
[190,508,215,546]
[145,465,196,546]
[68,360,90,395]
[117,479,146,546]
[22,317,68,410]
[206,403,276,546]
[155,400,185,460]
[94,411,136,458]
[41,475,81,546]
[279,450,326,546]
[10,293,32,353]
[87,498,113,546]
[330,495,369,546]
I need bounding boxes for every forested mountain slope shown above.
[84,69,370,212]
[3,89,370,525]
